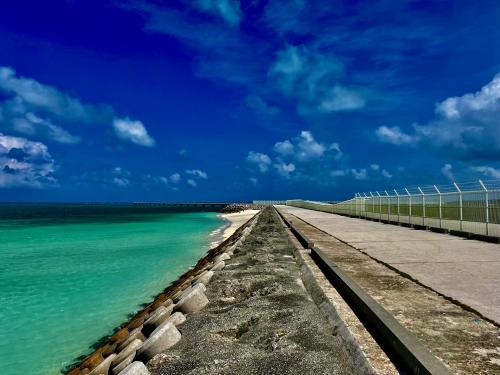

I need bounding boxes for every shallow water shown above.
[0,204,223,375]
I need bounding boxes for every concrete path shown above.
[278,206,500,325]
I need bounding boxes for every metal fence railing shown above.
[286,180,500,238]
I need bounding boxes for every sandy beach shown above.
[219,209,260,241]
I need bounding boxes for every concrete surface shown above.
[279,206,500,325]
[278,207,500,374]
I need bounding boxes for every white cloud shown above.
[0,66,155,148]
[246,151,272,173]
[370,164,380,171]
[350,168,367,180]
[0,67,99,144]
[469,166,500,179]
[112,117,156,147]
[249,177,258,185]
[169,173,182,183]
[0,133,56,188]
[0,67,101,124]
[185,169,208,179]
[113,177,129,187]
[381,169,393,179]
[245,95,280,116]
[187,178,197,187]
[247,130,344,181]
[274,161,296,177]
[113,167,131,177]
[191,0,241,26]
[441,163,454,181]
[274,130,343,162]
[376,73,500,159]
[330,169,346,177]
[269,45,365,115]
[375,126,414,145]
[274,139,294,156]
[317,85,365,113]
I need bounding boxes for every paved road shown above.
[278,206,500,325]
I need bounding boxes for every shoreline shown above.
[66,209,260,374]
[210,209,261,247]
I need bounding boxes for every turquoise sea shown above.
[0,204,224,375]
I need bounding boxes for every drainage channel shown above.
[274,207,452,375]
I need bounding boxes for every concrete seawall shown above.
[66,211,260,375]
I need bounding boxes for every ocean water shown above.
[0,204,224,375]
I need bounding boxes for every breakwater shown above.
[66,212,260,375]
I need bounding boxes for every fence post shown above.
[454,182,463,231]
[369,192,375,219]
[479,180,489,236]
[394,189,400,224]
[434,185,442,229]
[376,191,382,221]
[418,186,425,226]
[405,188,412,222]
[364,193,369,218]
[385,190,390,221]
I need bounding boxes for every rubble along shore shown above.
[66,207,361,375]
[65,209,259,375]
[147,207,358,374]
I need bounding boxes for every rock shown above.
[111,353,135,375]
[89,353,116,375]
[117,361,150,375]
[143,306,173,335]
[174,285,209,314]
[192,270,209,283]
[117,327,146,352]
[149,313,186,338]
[136,322,181,362]
[196,270,214,285]
[211,260,225,272]
[161,298,173,308]
[174,283,207,303]
[171,285,190,302]
[164,312,186,327]
[147,353,179,372]
[215,253,230,263]
[226,244,237,255]
[112,339,143,366]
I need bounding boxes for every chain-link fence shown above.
[286,179,500,238]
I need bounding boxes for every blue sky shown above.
[0,0,499,202]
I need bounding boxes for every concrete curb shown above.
[275,207,452,375]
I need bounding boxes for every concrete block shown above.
[117,327,146,352]
[117,361,150,375]
[196,270,214,285]
[112,339,143,366]
[111,353,135,375]
[89,353,116,375]
[173,283,206,303]
[165,312,186,327]
[143,305,173,335]
[174,285,209,314]
[211,260,225,271]
[215,253,230,263]
[161,298,173,308]
[171,284,190,301]
[136,322,181,362]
